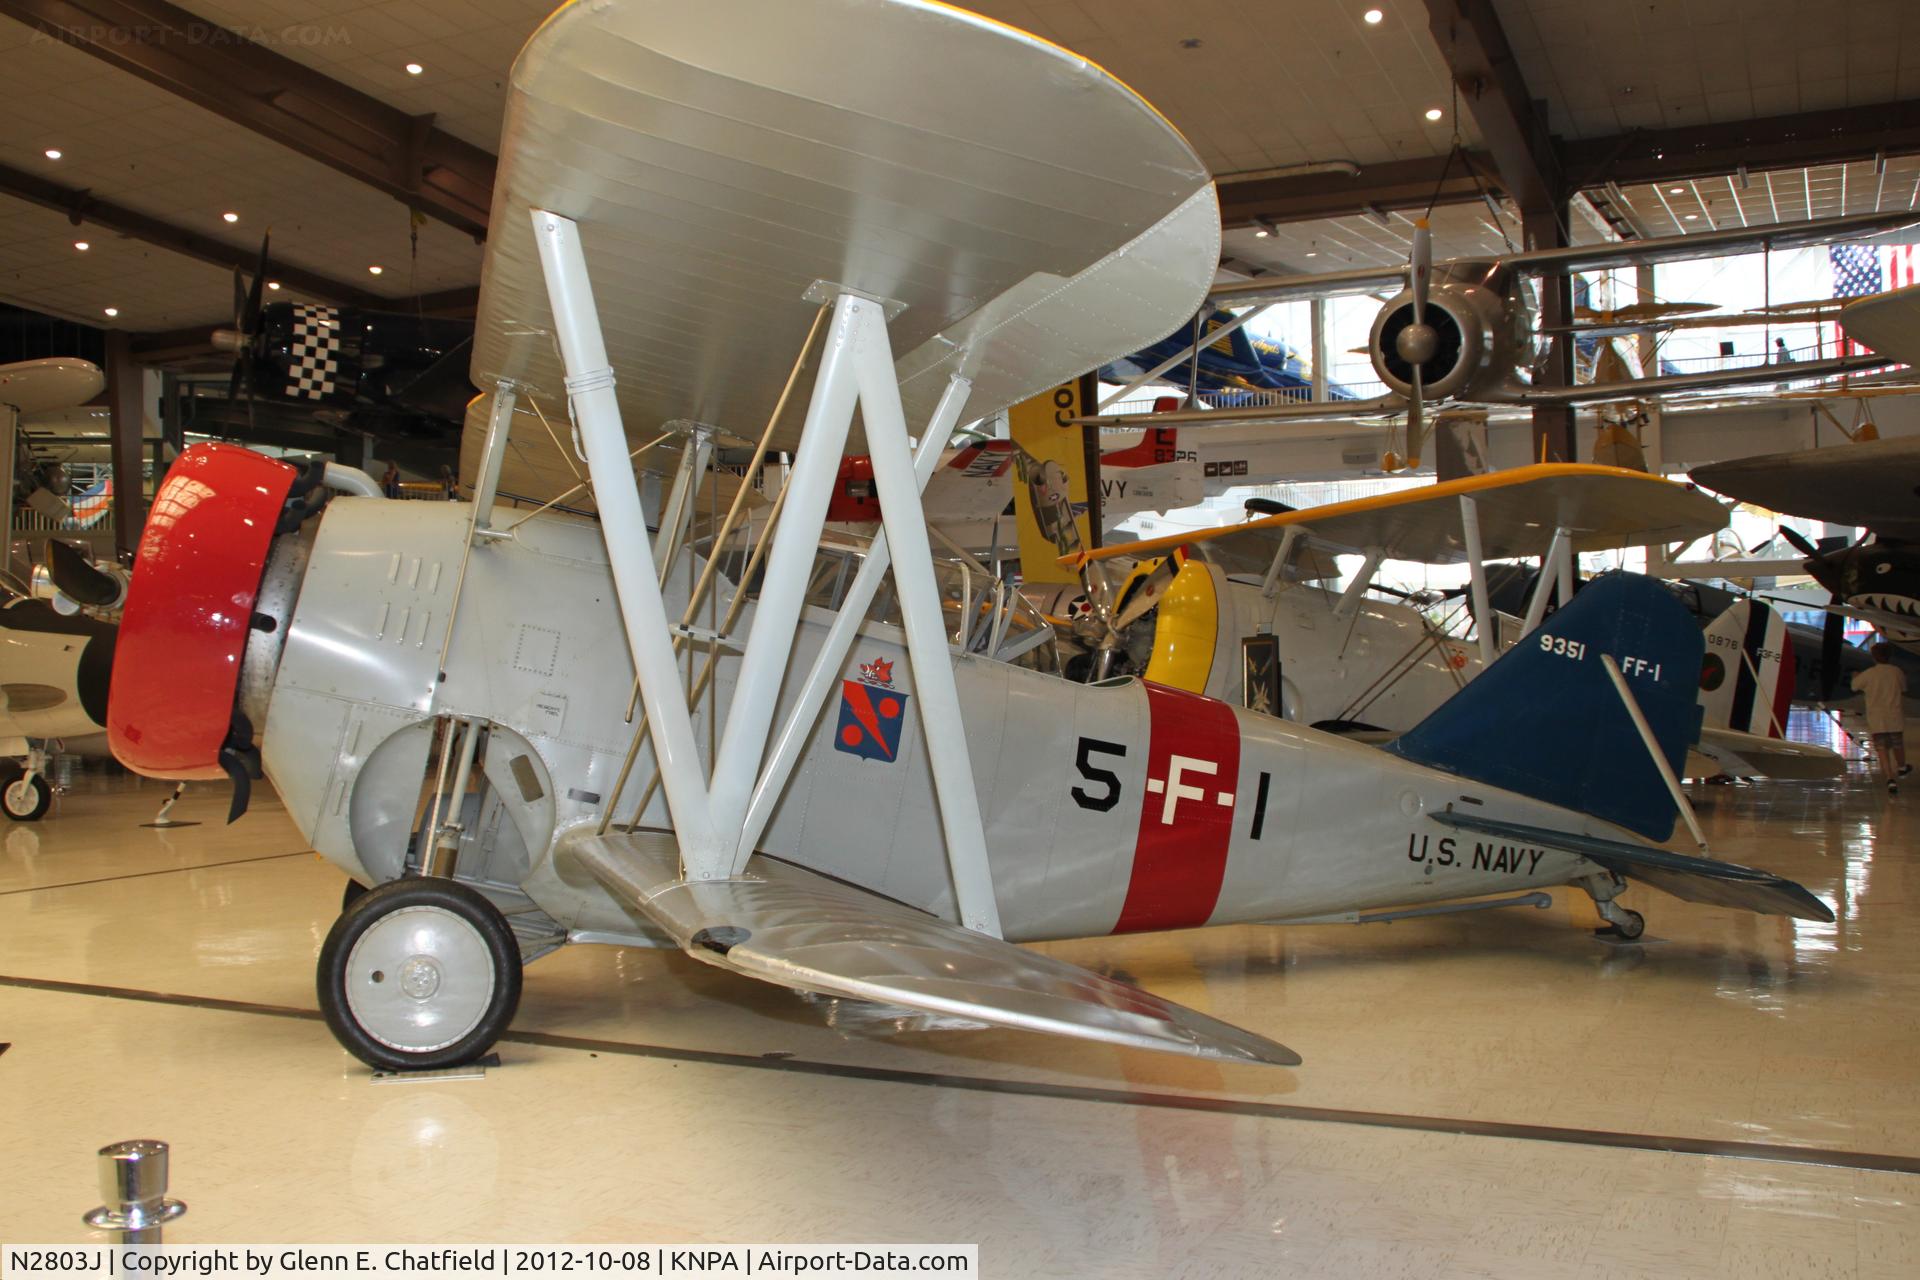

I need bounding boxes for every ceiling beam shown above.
[0,0,495,238]
[1218,153,1497,228]
[0,160,395,307]
[1421,1,1562,214]
[1563,100,1920,190]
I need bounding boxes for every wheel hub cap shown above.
[398,955,442,1000]
[343,903,493,1054]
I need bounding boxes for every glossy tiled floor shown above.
[2,757,1916,1276]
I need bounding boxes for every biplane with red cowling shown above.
[106,0,1829,1072]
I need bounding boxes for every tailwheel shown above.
[318,878,522,1071]
[1595,903,1646,941]
[2,767,52,822]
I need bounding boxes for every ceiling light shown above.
[103,307,118,317]
[1363,8,1384,23]
[268,281,281,290]
[1253,227,1269,237]
[368,265,384,275]
[222,211,239,223]
[1305,251,1319,258]
[405,62,424,75]
[1425,107,1444,121]
[1668,186,1684,194]
[1685,213,1699,220]
[73,241,88,251]
[44,148,61,160]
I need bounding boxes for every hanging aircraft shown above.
[211,235,474,446]
[1692,436,1920,652]
[1079,210,1920,444]
[1100,309,1355,401]
[102,0,1831,1073]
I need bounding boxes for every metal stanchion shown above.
[83,1139,186,1242]
[142,783,194,829]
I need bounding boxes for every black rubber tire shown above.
[1598,907,1647,941]
[3,770,53,822]
[341,878,369,913]
[317,878,522,1071]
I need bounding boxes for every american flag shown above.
[1831,243,1920,354]
[1831,244,1881,356]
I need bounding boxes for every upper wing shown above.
[1692,437,1920,539]
[559,827,1299,1067]
[461,0,1219,502]
[1073,463,1728,573]
[1500,355,1892,405]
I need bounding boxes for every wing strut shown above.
[528,210,1001,935]
[1459,495,1497,667]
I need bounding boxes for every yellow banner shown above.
[1009,377,1094,584]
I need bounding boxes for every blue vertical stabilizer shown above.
[1388,572,1704,841]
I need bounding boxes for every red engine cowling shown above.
[108,444,299,780]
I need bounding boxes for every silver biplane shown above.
[108,0,1830,1072]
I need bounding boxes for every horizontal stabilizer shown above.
[1695,726,1843,780]
[560,829,1299,1066]
[1429,810,1833,922]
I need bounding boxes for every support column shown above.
[1310,298,1329,402]
[1524,202,1577,466]
[1,405,16,583]
[105,331,147,558]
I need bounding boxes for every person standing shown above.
[380,462,401,499]
[1851,641,1910,793]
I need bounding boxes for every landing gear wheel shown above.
[3,771,52,821]
[1597,907,1645,941]
[318,878,522,1071]
[341,878,369,913]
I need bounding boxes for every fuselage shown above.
[252,498,1616,945]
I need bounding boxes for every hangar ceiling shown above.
[0,0,1916,334]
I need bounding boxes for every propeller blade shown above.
[230,265,246,331]
[1410,217,1431,327]
[226,355,245,417]
[243,231,270,334]
[45,539,119,608]
[1820,609,1845,703]
[1113,556,1179,632]
[1408,362,1424,449]
[1779,525,1820,558]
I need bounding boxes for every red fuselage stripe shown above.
[1114,682,1240,933]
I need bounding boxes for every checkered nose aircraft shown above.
[210,234,474,441]
[102,0,1834,1076]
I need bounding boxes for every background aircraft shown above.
[1101,309,1356,401]
[0,588,113,820]
[1083,210,1920,440]
[1692,436,1920,653]
[211,236,472,452]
